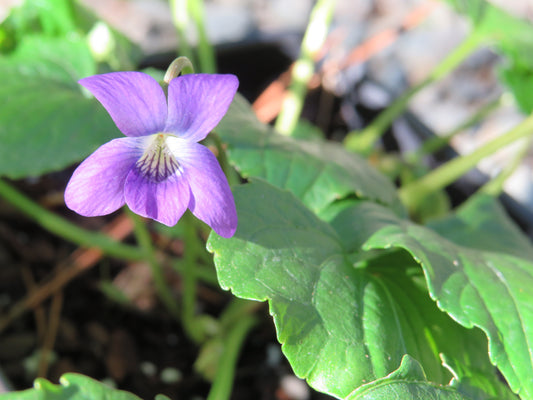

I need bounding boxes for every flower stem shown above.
[181,212,207,343]
[170,0,197,67]
[129,210,181,321]
[0,179,144,260]
[399,112,533,212]
[164,56,195,84]
[188,0,216,73]
[481,134,533,197]
[344,32,482,155]
[219,298,261,327]
[206,300,258,400]
[406,96,502,165]
[173,259,218,286]
[274,0,336,136]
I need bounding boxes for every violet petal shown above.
[124,165,190,226]
[167,137,237,238]
[165,74,238,142]
[79,72,167,137]
[65,137,144,216]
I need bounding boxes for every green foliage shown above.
[0,373,171,400]
[208,181,519,399]
[0,36,120,178]
[208,97,528,399]
[363,202,532,398]
[0,0,75,53]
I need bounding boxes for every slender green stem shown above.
[344,32,483,155]
[170,0,197,66]
[407,96,501,164]
[274,0,336,136]
[181,212,206,343]
[173,260,218,285]
[206,313,257,400]
[219,298,261,328]
[188,0,216,73]
[204,298,259,400]
[481,134,533,197]
[399,112,533,212]
[129,211,181,321]
[0,179,144,260]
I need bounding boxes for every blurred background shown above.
[42,0,533,219]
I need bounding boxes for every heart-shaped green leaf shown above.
[208,180,508,399]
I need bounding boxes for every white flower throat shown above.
[136,133,180,182]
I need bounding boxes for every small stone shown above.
[280,375,310,400]
[160,367,183,384]
[140,361,157,377]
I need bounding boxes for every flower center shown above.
[136,134,180,182]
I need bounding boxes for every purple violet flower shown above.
[65,71,239,238]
